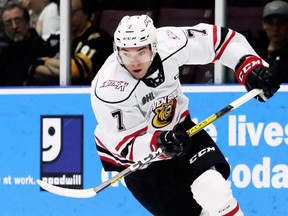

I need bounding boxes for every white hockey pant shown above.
[191,168,244,216]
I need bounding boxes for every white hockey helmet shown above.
[114,15,157,63]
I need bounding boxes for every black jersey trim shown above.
[96,144,133,165]
[215,27,229,53]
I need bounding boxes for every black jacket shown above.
[0,28,45,86]
[252,32,288,83]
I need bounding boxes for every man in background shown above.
[0,0,9,54]
[27,0,113,85]
[0,1,44,86]
[21,0,60,41]
[253,0,288,82]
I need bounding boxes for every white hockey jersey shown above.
[90,23,259,171]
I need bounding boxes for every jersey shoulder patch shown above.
[93,57,139,103]
[156,27,188,56]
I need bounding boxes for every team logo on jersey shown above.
[165,30,179,40]
[152,90,177,128]
[142,92,155,104]
[40,115,83,190]
[100,80,129,92]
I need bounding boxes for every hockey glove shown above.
[235,55,280,102]
[153,130,191,158]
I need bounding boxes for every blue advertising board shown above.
[0,85,287,216]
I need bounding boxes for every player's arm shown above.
[183,23,281,101]
[216,27,281,101]
[176,24,258,66]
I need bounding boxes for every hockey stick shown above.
[36,88,263,198]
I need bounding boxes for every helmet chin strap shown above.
[149,43,157,62]
[144,53,160,77]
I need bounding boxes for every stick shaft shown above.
[186,88,262,137]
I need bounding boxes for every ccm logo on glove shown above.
[235,56,263,84]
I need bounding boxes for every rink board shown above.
[0,85,287,216]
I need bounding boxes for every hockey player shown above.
[90,15,280,215]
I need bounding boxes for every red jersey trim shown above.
[213,30,236,62]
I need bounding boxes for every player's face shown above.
[118,45,153,79]
[2,7,30,42]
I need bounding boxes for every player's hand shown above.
[244,65,280,102]
[155,130,191,158]
[235,55,280,102]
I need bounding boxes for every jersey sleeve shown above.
[162,24,264,70]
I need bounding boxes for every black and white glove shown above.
[154,130,191,158]
[235,55,280,102]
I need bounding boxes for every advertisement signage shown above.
[0,85,287,216]
[40,115,83,189]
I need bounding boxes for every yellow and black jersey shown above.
[29,21,113,85]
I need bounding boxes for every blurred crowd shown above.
[0,0,287,86]
[0,0,113,86]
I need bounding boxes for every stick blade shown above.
[36,179,96,198]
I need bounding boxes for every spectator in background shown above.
[27,0,113,86]
[253,0,288,82]
[0,0,10,54]
[21,0,59,41]
[0,1,45,86]
[0,25,9,55]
